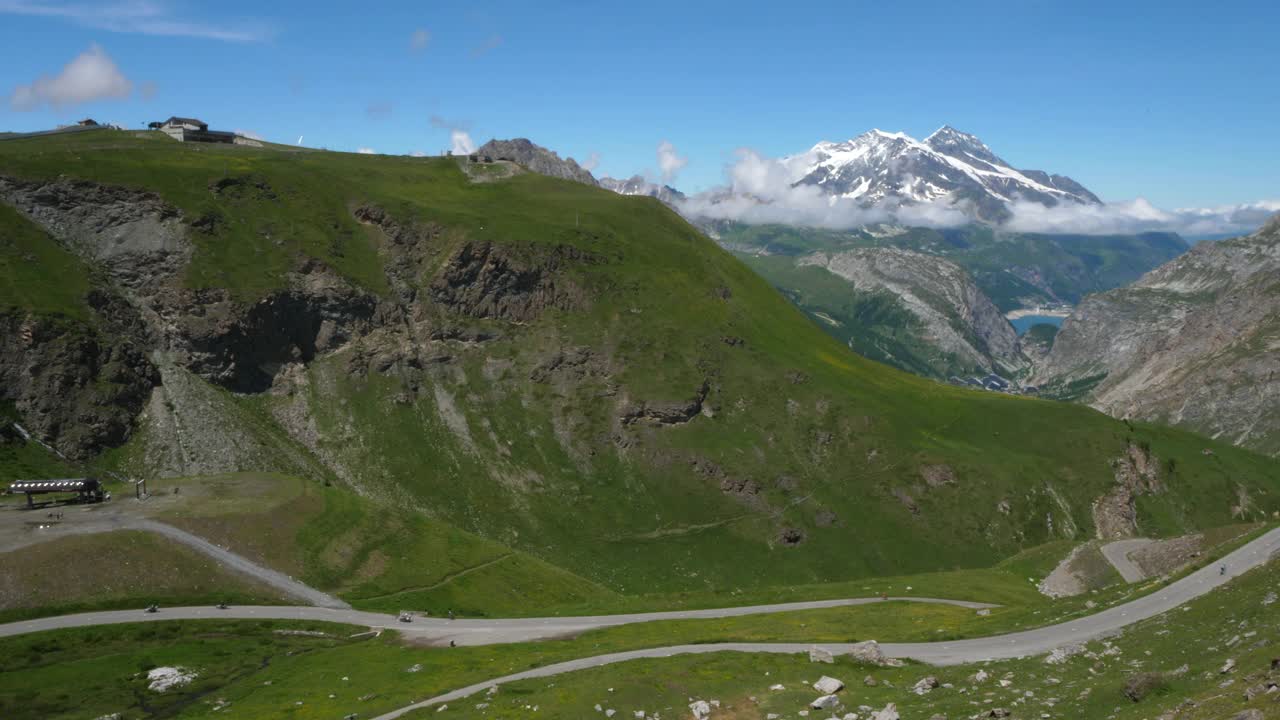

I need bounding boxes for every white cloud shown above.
[1004,197,1280,236]
[9,44,133,111]
[677,147,968,230]
[676,145,1277,238]
[450,130,475,155]
[427,115,476,155]
[657,140,687,182]
[357,147,376,155]
[410,28,430,52]
[410,150,427,157]
[581,151,601,172]
[0,0,272,42]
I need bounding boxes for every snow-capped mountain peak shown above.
[793,126,1100,221]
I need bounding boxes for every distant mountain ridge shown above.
[790,126,1100,222]
[1033,214,1280,455]
[597,175,687,206]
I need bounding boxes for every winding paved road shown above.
[3,527,1276,720]
[368,526,1279,718]
[0,595,994,644]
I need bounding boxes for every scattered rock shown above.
[976,608,991,616]
[987,709,1010,718]
[1221,658,1237,674]
[1231,711,1264,720]
[777,526,807,546]
[146,667,197,692]
[1243,682,1271,701]
[813,676,845,694]
[809,646,836,664]
[689,700,712,719]
[919,463,957,488]
[912,676,940,695]
[811,695,841,710]
[1045,643,1085,664]
[1122,672,1168,702]
[1263,591,1277,606]
[864,675,878,687]
[870,704,899,720]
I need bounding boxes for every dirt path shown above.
[128,519,350,609]
[1099,537,1156,582]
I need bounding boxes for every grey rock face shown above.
[0,175,191,293]
[1034,215,1280,455]
[474,138,598,186]
[799,247,1025,373]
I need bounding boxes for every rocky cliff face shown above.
[474,138,598,186]
[1034,215,1280,455]
[0,300,156,459]
[798,247,1025,374]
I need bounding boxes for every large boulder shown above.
[848,640,904,667]
[913,676,940,695]
[810,695,840,710]
[809,646,835,664]
[813,676,845,694]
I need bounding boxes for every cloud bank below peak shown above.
[674,146,1278,238]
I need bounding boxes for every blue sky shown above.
[1,0,1278,209]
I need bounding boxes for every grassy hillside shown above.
[0,530,288,621]
[155,473,618,616]
[1,130,1277,598]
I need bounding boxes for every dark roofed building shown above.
[157,116,235,144]
[8,477,105,506]
[163,116,208,131]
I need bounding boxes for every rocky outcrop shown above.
[353,203,443,303]
[153,277,381,393]
[474,139,598,186]
[429,241,591,323]
[1093,443,1165,539]
[0,175,189,290]
[1034,215,1280,455]
[798,247,1025,373]
[0,304,156,459]
[621,381,710,426]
